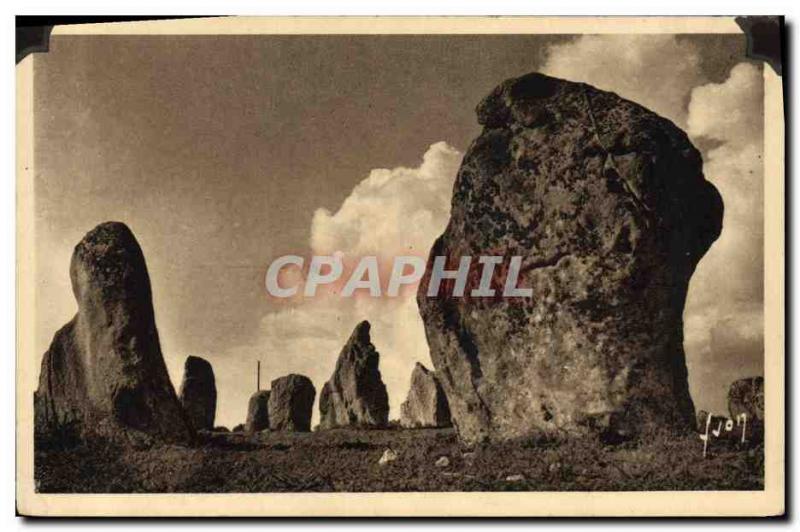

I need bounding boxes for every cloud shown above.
[684,63,764,414]
[216,142,462,427]
[541,35,703,126]
[310,141,461,257]
[688,63,764,147]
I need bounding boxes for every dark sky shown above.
[33,34,759,426]
[35,35,569,355]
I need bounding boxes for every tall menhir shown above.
[417,73,723,444]
[35,222,193,444]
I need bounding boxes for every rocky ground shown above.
[35,427,763,493]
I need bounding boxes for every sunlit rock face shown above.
[418,72,723,444]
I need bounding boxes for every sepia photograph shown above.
[15,16,784,517]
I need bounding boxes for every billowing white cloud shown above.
[311,141,461,257]
[684,63,764,414]
[216,142,462,427]
[688,63,764,146]
[542,35,703,126]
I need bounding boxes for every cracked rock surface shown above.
[417,73,723,444]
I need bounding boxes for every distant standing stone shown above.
[179,356,217,431]
[319,321,389,429]
[268,374,316,432]
[400,362,452,428]
[246,390,271,433]
[728,376,764,423]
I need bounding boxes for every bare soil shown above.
[35,427,763,493]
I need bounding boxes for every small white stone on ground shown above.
[505,474,525,482]
[378,448,398,466]
[435,456,450,468]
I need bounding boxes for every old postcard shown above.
[16,16,784,517]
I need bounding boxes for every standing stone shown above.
[179,356,217,431]
[400,362,452,428]
[417,73,723,444]
[34,222,193,444]
[245,390,270,433]
[728,376,764,423]
[319,321,389,429]
[268,374,316,432]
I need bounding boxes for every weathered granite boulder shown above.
[400,362,452,428]
[319,321,389,429]
[245,390,270,433]
[417,73,724,444]
[268,374,315,432]
[728,376,764,423]
[179,356,217,431]
[34,222,193,444]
